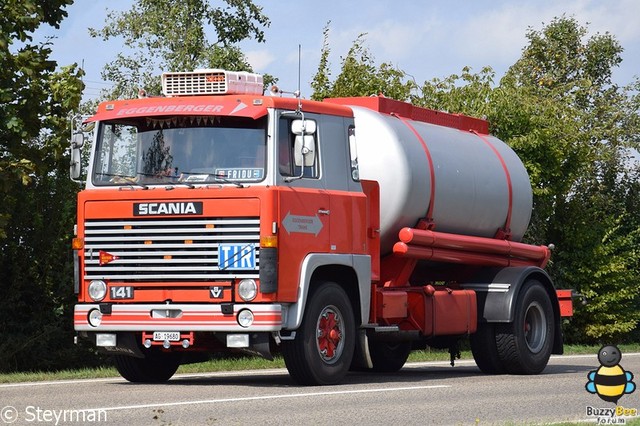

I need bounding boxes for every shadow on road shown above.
[111,361,593,389]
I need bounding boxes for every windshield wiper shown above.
[97,173,148,189]
[178,171,245,188]
[213,172,244,188]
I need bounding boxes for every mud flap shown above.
[350,329,373,370]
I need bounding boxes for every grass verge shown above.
[2,343,639,384]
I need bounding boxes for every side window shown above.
[278,117,319,179]
[348,125,359,181]
[278,117,293,176]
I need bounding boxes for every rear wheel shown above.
[495,280,554,374]
[282,282,355,385]
[114,349,181,383]
[368,340,412,373]
[470,323,505,374]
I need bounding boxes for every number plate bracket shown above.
[141,331,194,347]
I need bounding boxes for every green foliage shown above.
[314,18,640,343]
[0,167,104,372]
[0,0,92,372]
[310,27,415,100]
[90,0,271,99]
[412,66,496,118]
[396,18,640,343]
[0,0,84,238]
[310,23,332,101]
[501,18,640,343]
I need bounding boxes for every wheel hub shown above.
[316,306,344,364]
[524,301,547,353]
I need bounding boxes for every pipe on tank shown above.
[394,227,550,268]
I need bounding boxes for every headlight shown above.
[237,309,254,328]
[237,279,257,302]
[88,309,103,327]
[88,280,107,301]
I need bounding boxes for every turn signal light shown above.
[72,237,84,250]
[260,236,278,248]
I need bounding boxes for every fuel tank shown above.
[348,103,533,254]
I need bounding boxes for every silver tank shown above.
[351,106,533,254]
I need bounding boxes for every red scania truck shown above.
[71,69,573,385]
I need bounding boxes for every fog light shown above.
[88,309,102,327]
[238,279,257,301]
[237,309,254,327]
[143,339,152,348]
[182,339,190,348]
[88,280,107,302]
[163,340,171,349]
[227,334,249,348]
[96,333,116,347]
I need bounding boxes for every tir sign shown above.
[219,244,256,270]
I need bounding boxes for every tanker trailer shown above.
[351,104,532,253]
[325,96,572,376]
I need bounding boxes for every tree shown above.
[312,18,640,343]
[90,0,272,99]
[0,0,81,237]
[497,17,640,343]
[0,0,87,371]
[418,18,640,343]
[311,26,414,101]
[412,65,496,118]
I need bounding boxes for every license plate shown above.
[153,331,180,341]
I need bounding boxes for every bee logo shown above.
[586,345,636,403]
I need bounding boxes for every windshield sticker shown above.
[215,168,264,181]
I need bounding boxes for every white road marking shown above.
[84,385,450,413]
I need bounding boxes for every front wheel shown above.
[282,282,355,385]
[114,349,181,383]
[495,280,555,374]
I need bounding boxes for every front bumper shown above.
[74,303,283,332]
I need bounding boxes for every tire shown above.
[470,323,505,374]
[114,350,181,383]
[282,282,355,385]
[368,340,412,373]
[495,280,555,374]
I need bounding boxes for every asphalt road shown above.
[1,353,639,425]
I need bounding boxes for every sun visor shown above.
[86,97,269,122]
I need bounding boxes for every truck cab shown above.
[72,70,372,384]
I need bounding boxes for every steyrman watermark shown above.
[1,406,107,425]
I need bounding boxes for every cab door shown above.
[275,114,330,301]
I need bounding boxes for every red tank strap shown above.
[392,113,436,229]
[471,130,513,240]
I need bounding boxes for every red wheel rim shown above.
[316,305,345,364]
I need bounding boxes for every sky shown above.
[36,0,640,100]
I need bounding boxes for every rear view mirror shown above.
[70,132,85,180]
[291,119,316,135]
[294,135,316,167]
[291,119,316,168]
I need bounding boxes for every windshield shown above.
[92,115,267,186]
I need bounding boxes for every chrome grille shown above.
[83,217,260,281]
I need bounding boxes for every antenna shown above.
[297,44,301,97]
[269,44,303,112]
